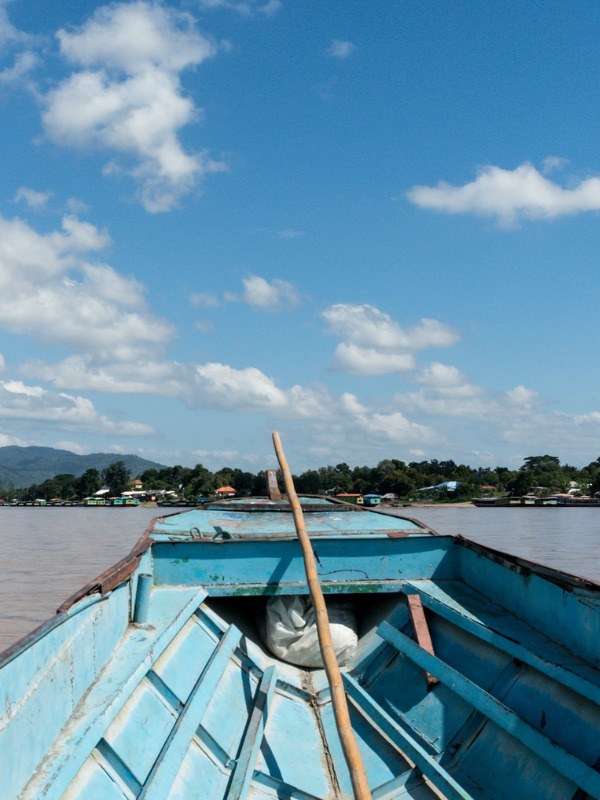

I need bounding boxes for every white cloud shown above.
[331,343,415,375]
[198,0,281,17]
[195,319,214,333]
[0,213,174,359]
[407,161,600,227]
[0,378,153,435]
[353,411,436,444]
[14,187,52,209]
[327,39,355,59]
[23,356,190,397]
[323,304,459,375]
[417,362,465,388]
[0,49,38,86]
[226,275,302,310]
[191,291,220,308]
[0,4,39,87]
[43,2,225,212]
[505,385,539,408]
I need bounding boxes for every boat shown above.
[472,496,556,507]
[546,494,600,507]
[472,494,600,508]
[1,447,599,799]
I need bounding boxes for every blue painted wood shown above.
[459,546,600,666]
[133,573,153,624]
[343,673,476,800]
[139,625,241,799]
[378,621,600,799]
[152,503,428,539]
[21,587,207,800]
[2,587,131,800]
[151,536,456,591]
[226,665,277,800]
[2,500,599,800]
[404,579,600,707]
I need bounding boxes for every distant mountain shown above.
[0,446,166,489]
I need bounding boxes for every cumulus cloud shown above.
[14,187,52,209]
[0,378,153,435]
[0,3,39,87]
[0,213,174,359]
[225,275,302,310]
[192,363,329,415]
[327,39,355,58]
[198,0,281,16]
[407,161,600,227]
[323,304,459,375]
[353,411,436,444]
[42,2,225,212]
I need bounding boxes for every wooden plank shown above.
[404,580,600,707]
[266,470,282,501]
[343,674,476,800]
[226,665,278,800]
[139,625,241,800]
[378,621,600,799]
[21,587,207,800]
[406,594,438,688]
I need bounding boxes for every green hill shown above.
[0,446,166,489]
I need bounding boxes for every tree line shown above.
[6,453,600,503]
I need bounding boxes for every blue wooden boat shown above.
[1,495,599,799]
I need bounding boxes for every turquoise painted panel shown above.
[168,739,231,799]
[2,589,129,800]
[152,505,426,539]
[499,666,600,768]
[62,757,128,800]
[20,586,206,800]
[458,546,600,665]
[103,680,177,785]
[320,696,413,796]
[201,658,258,758]
[152,536,456,591]
[453,722,575,800]
[255,689,333,798]
[152,614,219,704]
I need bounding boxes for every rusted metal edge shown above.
[0,520,161,669]
[57,534,153,613]
[456,535,600,592]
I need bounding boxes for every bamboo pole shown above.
[272,432,372,800]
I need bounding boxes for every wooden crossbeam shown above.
[226,666,278,800]
[140,625,241,800]
[406,594,439,688]
[378,621,600,800]
[343,674,476,800]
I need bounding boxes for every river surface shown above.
[0,504,599,654]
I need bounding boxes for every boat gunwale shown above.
[456,534,600,592]
[2,504,598,670]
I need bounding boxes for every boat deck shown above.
[1,502,599,799]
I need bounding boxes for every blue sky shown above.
[0,0,599,472]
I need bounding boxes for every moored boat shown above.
[1,459,599,798]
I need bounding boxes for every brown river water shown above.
[0,504,599,654]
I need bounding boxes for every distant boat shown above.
[472,494,600,507]
[1,494,599,798]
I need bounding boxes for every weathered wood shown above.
[266,469,282,501]
[406,593,439,687]
[272,431,372,800]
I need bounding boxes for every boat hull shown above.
[1,498,599,800]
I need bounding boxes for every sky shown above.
[0,0,599,473]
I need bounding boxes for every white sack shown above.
[262,595,357,667]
